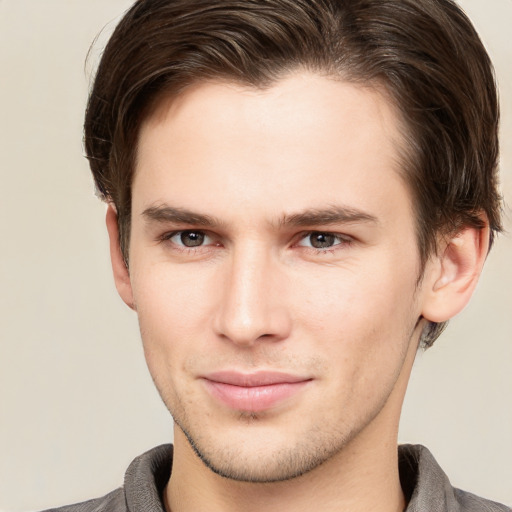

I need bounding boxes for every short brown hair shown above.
[84,0,501,346]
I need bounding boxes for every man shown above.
[47,0,508,511]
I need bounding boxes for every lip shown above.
[202,371,312,412]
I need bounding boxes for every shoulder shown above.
[399,444,510,512]
[453,488,511,512]
[41,488,126,512]
[38,444,173,512]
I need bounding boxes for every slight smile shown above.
[201,371,313,413]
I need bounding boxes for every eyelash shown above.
[158,230,218,255]
[158,230,353,255]
[295,231,353,254]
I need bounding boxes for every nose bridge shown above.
[214,241,290,345]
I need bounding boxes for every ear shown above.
[421,222,490,323]
[105,204,136,310]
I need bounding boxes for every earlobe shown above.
[105,204,136,310]
[421,222,490,323]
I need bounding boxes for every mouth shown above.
[201,371,312,413]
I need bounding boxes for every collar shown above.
[122,443,509,512]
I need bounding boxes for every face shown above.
[123,73,432,482]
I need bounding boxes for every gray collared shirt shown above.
[44,444,510,512]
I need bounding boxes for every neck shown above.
[165,421,405,512]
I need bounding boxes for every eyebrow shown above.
[142,204,379,229]
[142,205,222,228]
[277,205,379,228]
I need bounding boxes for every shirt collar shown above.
[122,443,508,512]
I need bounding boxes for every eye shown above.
[167,230,211,247]
[297,232,349,250]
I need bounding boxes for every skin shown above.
[107,72,489,512]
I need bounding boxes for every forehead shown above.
[133,72,410,225]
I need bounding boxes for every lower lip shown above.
[203,380,310,412]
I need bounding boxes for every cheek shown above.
[130,264,217,373]
[295,262,417,329]
[291,258,420,372]
[133,261,215,325]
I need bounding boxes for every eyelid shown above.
[157,228,353,252]
[294,230,353,249]
[159,229,216,247]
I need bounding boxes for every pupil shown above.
[310,233,335,249]
[181,231,204,247]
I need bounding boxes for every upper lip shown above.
[203,371,311,387]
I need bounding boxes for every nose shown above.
[213,244,292,346]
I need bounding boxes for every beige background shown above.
[0,1,510,510]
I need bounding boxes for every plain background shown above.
[0,1,511,510]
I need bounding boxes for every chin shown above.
[175,414,357,483]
